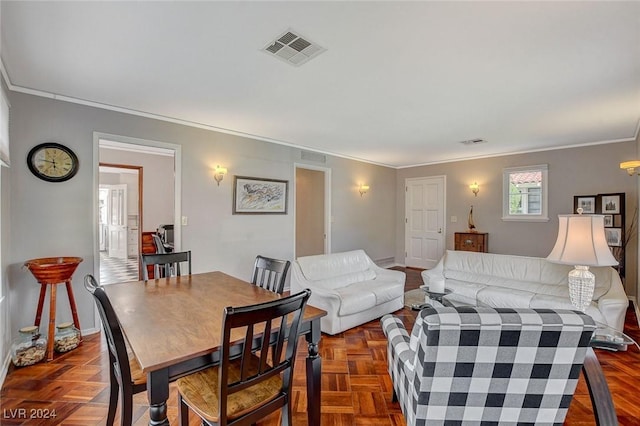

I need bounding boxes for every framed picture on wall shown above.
[603,215,613,227]
[602,194,621,214]
[233,176,288,214]
[605,228,622,247]
[574,195,596,214]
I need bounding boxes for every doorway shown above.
[98,165,142,283]
[94,133,181,285]
[405,176,446,269]
[295,165,331,258]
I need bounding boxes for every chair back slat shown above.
[251,256,290,294]
[141,250,191,280]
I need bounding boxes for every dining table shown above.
[103,271,327,426]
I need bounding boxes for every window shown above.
[502,164,548,222]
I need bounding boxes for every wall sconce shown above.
[469,182,480,197]
[620,160,640,176]
[214,165,227,186]
[359,184,369,197]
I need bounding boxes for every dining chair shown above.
[176,288,312,426]
[141,250,191,280]
[151,233,166,254]
[251,255,291,294]
[381,306,597,425]
[84,274,147,426]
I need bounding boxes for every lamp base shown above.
[568,265,595,312]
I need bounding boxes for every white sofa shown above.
[291,250,406,335]
[422,250,628,332]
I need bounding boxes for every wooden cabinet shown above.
[454,232,488,253]
[142,232,157,279]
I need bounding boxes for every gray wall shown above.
[396,141,638,298]
[6,91,397,342]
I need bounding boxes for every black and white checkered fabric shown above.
[381,306,595,425]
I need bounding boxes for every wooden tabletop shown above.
[103,271,326,372]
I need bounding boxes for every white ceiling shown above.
[2,1,639,168]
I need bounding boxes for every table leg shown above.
[582,347,618,426]
[305,318,322,426]
[64,279,82,340]
[34,284,47,328]
[147,369,170,426]
[46,284,57,361]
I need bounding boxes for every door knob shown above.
[438,228,442,233]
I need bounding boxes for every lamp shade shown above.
[546,214,618,266]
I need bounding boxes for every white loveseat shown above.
[422,250,628,331]
[291,250,406,335]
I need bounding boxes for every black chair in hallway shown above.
[141,250,191,280]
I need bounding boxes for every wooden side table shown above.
[454,232,488,253]
[24,257,83,361]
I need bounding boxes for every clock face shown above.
[27,143,79,182]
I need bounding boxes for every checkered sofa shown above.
[381,306,596,425]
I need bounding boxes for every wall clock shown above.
[27,142,79,182]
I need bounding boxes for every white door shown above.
[405,176,445,269]
[105,184,128,259]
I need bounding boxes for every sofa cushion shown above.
[334,285,377,316]
[297,250,372,281]
[443,250,612,301]
[312,270,377,291]
[348,280,405,305]
[476,286,535,308]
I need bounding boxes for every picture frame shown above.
[574,195,596,214]
[233,176,288,214]
[601,194,621,214]
[605,228,622,247]
[603,214,613,227]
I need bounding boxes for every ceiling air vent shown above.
[262,29,326,67]
[459,139,488,146]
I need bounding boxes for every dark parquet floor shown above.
[1,267,639,425]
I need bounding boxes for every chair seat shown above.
[128,353,146,386]
[177,354,282,422]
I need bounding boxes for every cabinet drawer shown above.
[454,232,488,253]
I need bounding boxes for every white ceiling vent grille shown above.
[262,29,326,67]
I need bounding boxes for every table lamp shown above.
[546,211,618,312]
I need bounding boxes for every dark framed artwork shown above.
[601,194,621,214]
[233,176,288,214]
[574,195,596,214]
[572,192,626,277]
[605,228,622,247]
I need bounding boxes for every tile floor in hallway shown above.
[98,252,139,284]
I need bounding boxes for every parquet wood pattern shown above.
[1,267,639,425]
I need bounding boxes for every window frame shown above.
[502,164,549,222]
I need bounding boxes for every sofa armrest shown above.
[291,261,342,313]
[373,266,406,284]
[381,314,415,378]
[421,256,445,285]
[596,268,629,332]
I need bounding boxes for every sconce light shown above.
[359,184,369,197]
[469,182,480,197]
[620,160,640,176]
[214,165,227,186]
